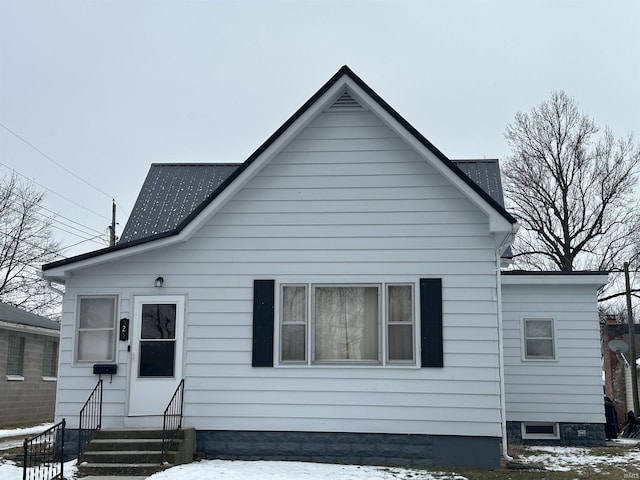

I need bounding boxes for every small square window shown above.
[7,336,25,376]
[524,318,555,359]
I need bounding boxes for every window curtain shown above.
[281,285,306,361]
[314,286,378,361]
[78,297,116,361]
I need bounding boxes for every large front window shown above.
[77,296,117,362]
[280,283,414,365]
[314,285,379,362]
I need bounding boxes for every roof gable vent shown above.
[328,91,364,112]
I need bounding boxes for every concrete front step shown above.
[80,450,180,464]
[85,438,183,452]
[77,428,195,477]
[77,462,171,477]
[92,429,175,439]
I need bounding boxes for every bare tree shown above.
[503,91,640,278]
[0,173,63,317]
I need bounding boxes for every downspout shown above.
[46,280,65,297]
[496,224,519,463]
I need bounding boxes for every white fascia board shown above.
[501,273,609,287]
[41,233,184,282]
[345,80,514,236]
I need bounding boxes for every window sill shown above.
[42,376,57,382]
[6,375,24,381]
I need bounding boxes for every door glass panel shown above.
[141,304,176,339]
[139,303,177,377]
[139,342,175,377]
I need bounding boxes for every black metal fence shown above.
[161,379,185,463]
[78,379,103,457]
[22,419,65,480]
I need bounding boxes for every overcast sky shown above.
[1,0,639,258]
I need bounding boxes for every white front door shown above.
[128,295,185,416]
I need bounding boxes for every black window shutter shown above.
[252,279,275,367]
[420,278,443,368]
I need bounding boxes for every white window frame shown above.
[76,295,118,363]
[311,283,382,365]
[279,284,308,364]
[277,282,416,367]
[522,317,556,361]
[386,283,415,364]
[521,422,560,440]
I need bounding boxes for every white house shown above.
[42,66,607,469]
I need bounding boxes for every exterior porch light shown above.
[154,276,164,288]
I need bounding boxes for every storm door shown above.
[128,296,184,416]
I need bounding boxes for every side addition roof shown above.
[0,302,60,331]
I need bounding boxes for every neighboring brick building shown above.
[0,302,60,427]
[601,318,640,425]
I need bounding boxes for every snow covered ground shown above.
[149,460,465,480]
[517,440,640,474]
[0,423,54,450]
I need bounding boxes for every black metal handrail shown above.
[161,379,185,463]
[23,418,65,480]
[78,379,103,458]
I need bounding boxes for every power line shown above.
[0,162,111,221]
[0,122,114,200]
[0,229,63,259]
[1,194,108,240]
[0,125,130,217]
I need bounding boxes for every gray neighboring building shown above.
[0,302,59,427]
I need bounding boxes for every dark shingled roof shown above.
[452,159,505,207]
[120,163,238,243]
[0,302,60,331]
[118,159,509,245]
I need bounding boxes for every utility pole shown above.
[625,261,639,416]
[109,199,116,247]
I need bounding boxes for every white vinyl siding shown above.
[502,280,605,424]
[54,108,503,437]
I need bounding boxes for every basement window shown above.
[521,422,560,440]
